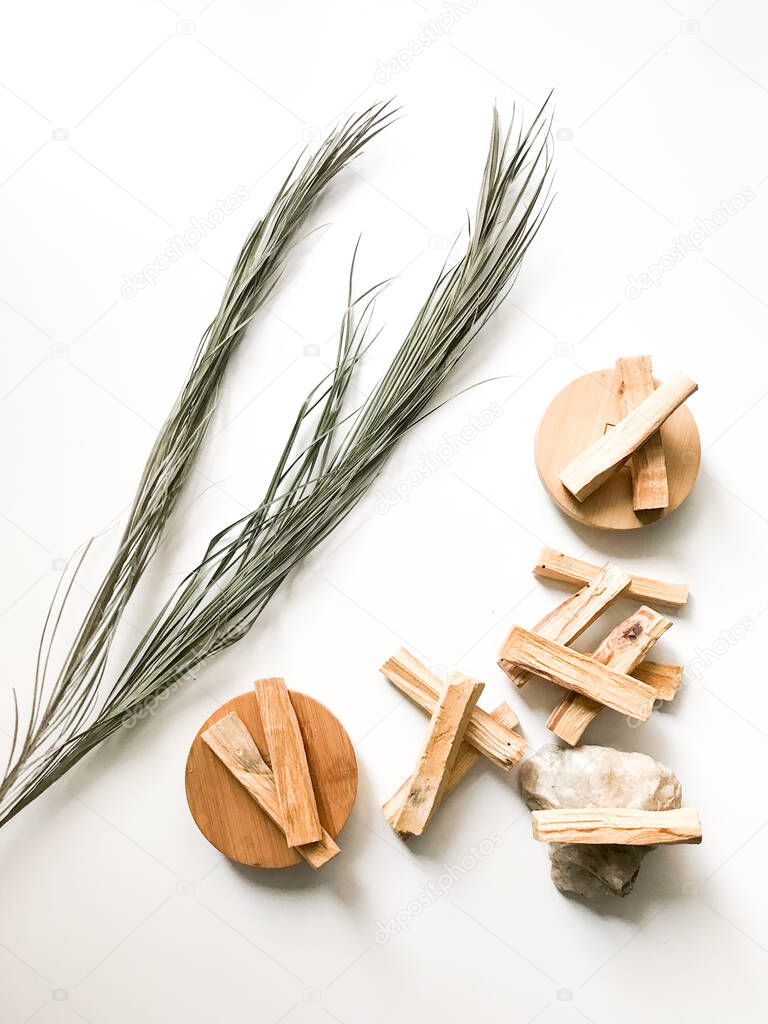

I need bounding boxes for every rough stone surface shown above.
[519,745,682,898]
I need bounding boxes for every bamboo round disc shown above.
[185,691,357,868]
[535,369,700,531]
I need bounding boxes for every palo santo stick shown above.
[499,562,631,687]
[380,649,527,769]
[617,356,669,511]
[502,627,656,720]
[202,712,339,868]
[531,807,702,846]
[392,676,483,837]
[383,702,519,825]
[633,660,682,701]
[254,677,322,846]
[547,606,672,744]
[534,547,688,608]
[559,372,698,502]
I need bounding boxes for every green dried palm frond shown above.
[0,101,396,811]
[0,98,553,827]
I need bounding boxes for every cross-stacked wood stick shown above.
[633,661,683,700]
[380,650,527,836]
[534,547,688,607]
[498,561,631,687]
[547,606,672,744]
[381,649,527,769]
[501,627,657,720]
[382,703,520,824]
[391,675,483,837]
[498,549,688,744]
[255,677,322,847]
[202,711,339,868]
[618,355,669,511]
[559,370,697,502]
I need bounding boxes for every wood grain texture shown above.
[617,355,669,510]
[382,703,519,825]
[535,371,700,531]
[391,676,483,837]
[380,648,527,769]
[531,807,702,845]
[501,627,656,720]
[533,547,688,607]
[498,561,630,687]
[185,691,357,869]
[560,371,697,501]
[201,712,338,867]
[254,677,322,847]
[633,660,683,700]
[547,606,672,744]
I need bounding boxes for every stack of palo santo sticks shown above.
[380,651,526,837]
[203,678,341,869]
[378,546,702,854]
[500,547,701,849]
[499,547,686,744]
[559,355,697,511]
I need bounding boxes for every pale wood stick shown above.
[254,677,322,847]
[201,712,339,868]
[633,660,682,700]
[501,627,656,720]
[547,606,672,744]
[499,562,631,688]
[531,807,702,845]
[380,649,527,769]
[392,676,484,837]
[617,356,669,511]
[383,702,519,825]
[559,372,697,502]
[533,547,688,608]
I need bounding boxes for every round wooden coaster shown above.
[535,369,700,531]
[185,690,357,868]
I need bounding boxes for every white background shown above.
[1,1,767,1022]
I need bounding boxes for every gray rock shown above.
[519,745,682,898]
